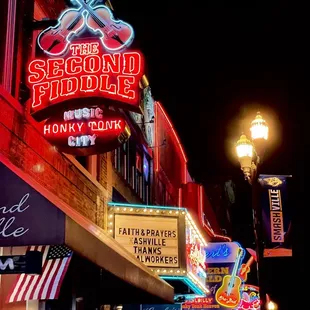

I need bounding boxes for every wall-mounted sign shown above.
[186,223,207,288]
[0,251,42,275]
[43,106,130,155]
[205,242,241,263]
[196,243,248,309]
[28,0,144,121]
[215,248,244,308]
[114,214,179,267]
[108,203,208,296]
[0,162,65,246]
[143,86,155,146]
[237,285,260,310]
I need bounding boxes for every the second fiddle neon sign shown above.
[29,1,144,121]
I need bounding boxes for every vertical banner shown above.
[258,175,292,257]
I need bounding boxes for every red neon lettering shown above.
[70,42,100,56]
[32,82,49,107]
[84,55,101,73]
[46,59,64,79]
[28,60,46,84]
[102,53,120,74]
[118,76,135,99]
[60,78,78,96]
[99,75,116,95]
[66,57,82,74]
[49,80,60,101]
[80,75,98,92]
[122,52,141,75]
[28,43,144,113]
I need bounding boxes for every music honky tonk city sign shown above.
[28,0,144,121]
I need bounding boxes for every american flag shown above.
[7,245,72,303]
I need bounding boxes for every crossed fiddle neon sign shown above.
[37,0,134,56]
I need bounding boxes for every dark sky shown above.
[111,1,293,182]
[109,3,304,304]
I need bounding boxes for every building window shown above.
[112,139,152,204]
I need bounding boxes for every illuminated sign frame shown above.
[108,202,209,297]
[43,106,131,155]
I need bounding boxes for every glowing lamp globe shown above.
[250,112,269,157]
[236,134,253,177]
[267,301,278,310]
[250,112,268,140]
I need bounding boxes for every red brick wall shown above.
[0,88,106,229]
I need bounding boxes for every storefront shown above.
[0,155,174,308]
[107,202,209,302]
[0,0,174,308]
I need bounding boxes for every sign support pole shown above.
[252,164,266,309]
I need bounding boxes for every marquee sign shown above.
[28,0,144,121]
[43,106,130,155]
[108,202,209,297]
[114,214,179,267]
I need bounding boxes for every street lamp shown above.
[235,112,269,309]
[250,112,268,159]
[236,134,254,181]
[236,112,269,182]
[267,301,278,310]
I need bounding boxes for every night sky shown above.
[109,2,303,307]
[111,1,293,180]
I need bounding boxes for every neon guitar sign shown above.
[215,248,244,308]
[37,0,134,56]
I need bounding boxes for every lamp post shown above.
[266,301,278,310]
[235,112,269,309]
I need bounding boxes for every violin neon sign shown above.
[29,0,143,121]
[37,0,134,56]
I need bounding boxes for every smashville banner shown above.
[258,175,292,256]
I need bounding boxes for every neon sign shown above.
[43,107,130,155]
[185,224,207,289]
[206,243,230,259]
[215,248,244,308]
[205,242,241,263]
[237,285,260,309]
[29,42,143,120]
[28,1,144,121]
[37,0,134,56]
